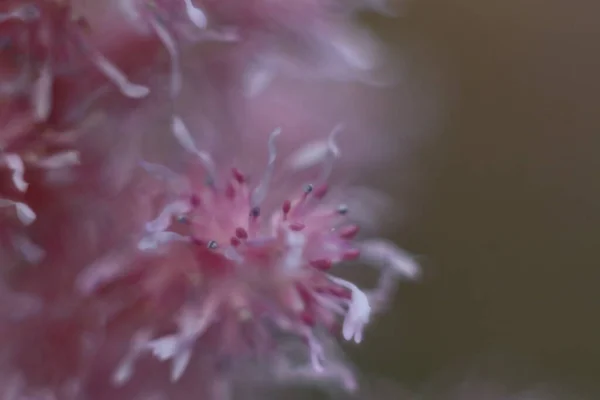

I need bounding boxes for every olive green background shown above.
[351,0,600,396]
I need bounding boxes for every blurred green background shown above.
[351,0,600,396]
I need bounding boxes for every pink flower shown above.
[0,0,420,398]
[73,116,419,396]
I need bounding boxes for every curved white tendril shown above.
[171,116,217,183]
[148,17,182,99]
[250,127,281,208]
[183,0,208,29]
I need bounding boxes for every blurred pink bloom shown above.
[0,0,419,399]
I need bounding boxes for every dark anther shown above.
[304,184,314,194]
[250,207,260,217]
[207,240,218,249]
[337,204,349,215]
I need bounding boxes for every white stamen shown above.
[148,17,181,98]
[250,128,281,208]
[273,356,358,393]
[31,61,53,122]
[244,65,274,98]
[146,334,193,382]
[11,235,45,264]
[201,26,239,42]
[313,292,347,315]
[0,4,39,22]
[140,160,180,181]
[178,305,217,337]
[147,305,216,381]
[297,326,325,372]
[327,276,371,343]
[172,116,216,181]
[183,0,208,29]
[112,329,153,386]
[172,349,193,381]
[76,253,129,295]
[139,160,191,193]
[286,125,342,175]
[282,229,306,271]
[86,48,149,98]
[35,151,80,169]
[359,240,420,311]
[287,142,328,171]
[0,199,36,225]
[147,335,181,361]
[112,356,135,386]
[223,246,244,263]
[119,0,141,22]
[317,124,343,184]
[145,200,191,233]
[360,239,420,279]
[138,231,190,251]
[331,35,374,71]
[15,202,36,225]
[0,10,19,22]
[3,154,27,192]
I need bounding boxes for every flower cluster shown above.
[0,0,418,399]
